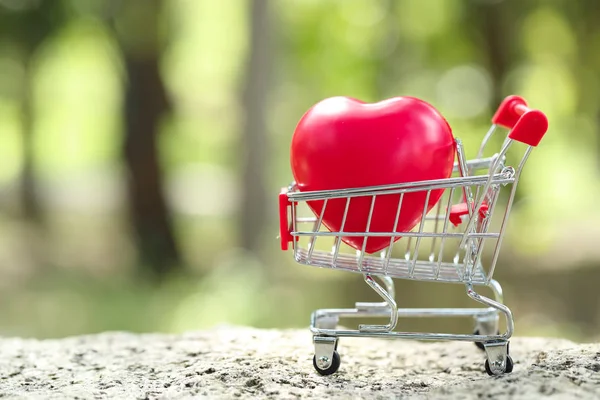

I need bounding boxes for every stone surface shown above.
[0,326,598,399]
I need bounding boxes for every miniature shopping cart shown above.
[278,95,548,376]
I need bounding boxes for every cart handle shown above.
[492,95,548,147]
[279,188,295,250]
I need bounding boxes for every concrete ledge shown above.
[0,327,599,399]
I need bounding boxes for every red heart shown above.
[290,96,455,254]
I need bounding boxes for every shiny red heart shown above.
[290,96,455,254]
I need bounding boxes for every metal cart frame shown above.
[278,95,548,376]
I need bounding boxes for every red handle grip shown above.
[492,95,548,147]
[279,188,293,250]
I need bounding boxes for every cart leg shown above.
[358,274,398,332]
[355,275,395,310]
[473,279,503,350]
[313,335,340,376]
[466,283,514,375]
[466,283,513,338]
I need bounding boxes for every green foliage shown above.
[0,0,598,341]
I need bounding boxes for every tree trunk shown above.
[239,0,271,254]
[474,0,512,109]
[577,0,600,172]
[374,0,401,99]
[122,53,181,279]
[20,61,42,224]
[476,1,541,209]
[117,0,181,279]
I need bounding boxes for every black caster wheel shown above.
[313,351,341,376]
[485,355,514,376]
[474,329,500,351]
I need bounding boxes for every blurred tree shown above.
[239,0,272,254]
[572,0,600,170]
[467,0,530,204]
[471,0,514,108]
[111,0,182,279]
[0,0,67,224]
[374,0,401,99]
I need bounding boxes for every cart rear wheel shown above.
[485,355,513,376]
[313,351,340,376]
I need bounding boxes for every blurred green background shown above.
[0,0,599,342]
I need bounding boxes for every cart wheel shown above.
[485,355,513,376]
[474,329,500,351]
[313,351,341,376]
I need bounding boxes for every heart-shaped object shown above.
[290,96,455,254]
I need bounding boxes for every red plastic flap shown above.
[449,201,489,227]
[279,188,294,250]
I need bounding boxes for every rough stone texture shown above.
[0,326,598,399]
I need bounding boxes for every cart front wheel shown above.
[485,355,513,376]
[313,351,340,376]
